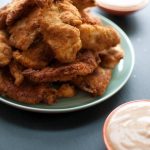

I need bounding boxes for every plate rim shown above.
[0,15,135,113]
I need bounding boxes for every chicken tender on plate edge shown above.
[73,67,112,96]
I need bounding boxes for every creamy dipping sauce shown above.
[106,101,150,150]
[100,0,144,7]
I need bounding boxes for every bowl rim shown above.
[103,100,150,150]
[96,0,149,12]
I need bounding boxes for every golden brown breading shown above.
[58,0,82,26]
[13,42,53,69]
[73,67,112,96]
[99,45,124,69]
[71,0,95,12]
[79,24,120,52]
[41,23,81,63]
[9,8,41,51]
[39,1,82,63]
[82,8,103,25]
[57,84,76,98]
[9,60,24,86]
[0,30,12,67]
[71,0,97,25]
[0,0,50,26]
[82,12,102,25]
[0,71,57,104]
[23,50,98,83]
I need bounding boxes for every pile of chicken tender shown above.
[0,0,124,105]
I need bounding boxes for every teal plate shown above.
[0,14,135,113]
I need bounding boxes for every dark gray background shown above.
[0,1,150,150]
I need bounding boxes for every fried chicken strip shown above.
[79,24,120,52]
[73,67,112,96]
[9,60,24,86]
[82,8,103,25]
[23,50,98,83]
[0,30,12,67]
[99,45,124,69]
[9,8,41,51]
[0,0,50,27]
[58,0,82,26]
[40,1,82,63]
[0,70,77,104]
[71,0,100,25]
[0,71,57,104]
[41,24,81,63]
[13,42,53,69]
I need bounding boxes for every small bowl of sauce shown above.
[103,100,150,150]
[96,0,149,15]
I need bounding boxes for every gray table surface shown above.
[0,1,150,150]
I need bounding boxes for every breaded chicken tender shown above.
[41,23,81,63]
[73,67,112,96]
[0,71,57,104]
[39,1,82,63]
[82,12,102,25]
[99,45,124,69]
[58,0,82,26]
[0,0,50,27]
[23,50,98,83]
[82,8,103,25]
[13,42,53,69]
[0,30,12,67]
[79,24,120,52]
[9,8,41,51]
[71,0,101,25]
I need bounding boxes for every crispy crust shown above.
[41,23,81,63]
[4,0,50,26]
[9,8,41,50]
[82,8,103,25]
[13,42,53,69]
[0,30,12,67]
[23,50,98,83]
[58,0,82,26]
[39,1,82,63]
[73,67,112,96]
[0,71,57,104]
[99,45,124,69]
[79,24,120,51]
